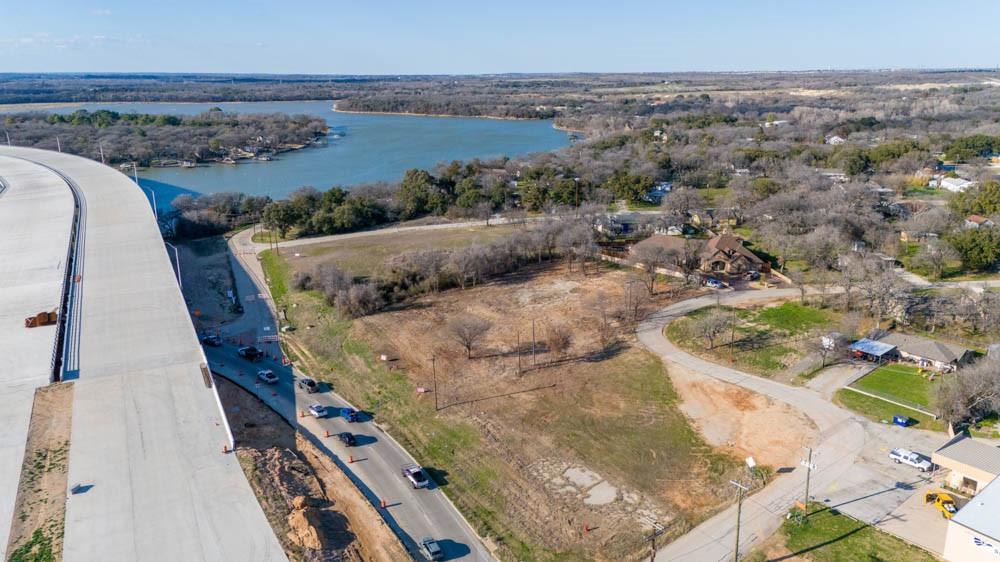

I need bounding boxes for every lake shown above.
[15,100,570,207]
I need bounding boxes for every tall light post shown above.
[131,163,157,221]
[4,129,11,147]
[165,241,182,291]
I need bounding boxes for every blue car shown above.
[340,407,359,422]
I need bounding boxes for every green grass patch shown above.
[251,229,296,243]
[626,200,661,211]
[8,528,55,562]
[903,186,950,200]
[259,249,291,303]
[756,302,831,332]
[780,503,937,562]
[834,389,945,432]
[852,364,938,409]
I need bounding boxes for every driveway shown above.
[638,289,949,561]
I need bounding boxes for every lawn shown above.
[667,302,836,378]
[778,503,937,562]
[851,364,938,409]
[834,389,945,432]
[259,249,291,303]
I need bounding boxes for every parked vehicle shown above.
[337,432,356,446]
[401,463,429,489]
[308,403,327,418]
[925,491,958,519]
[744,270,760,281]
[238,346,263,361]
[297,377,319,393]
[200,334,222,347]
[420,537,444,560]
[257,369,278,384]
[340,407,359,422]
[888,448,933,471]
[705,277,725,289]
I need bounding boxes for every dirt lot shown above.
[177,236,241,327]
[6,382,73,562]
[279,256,813,560]
[216,377,407,562]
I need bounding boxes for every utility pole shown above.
[56,136,61,152]
[730,480,750,562]
[431,356,438,411]
[516,329,521,375]
[801,446,816,508]
[531,319,536,366]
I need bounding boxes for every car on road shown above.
[888,447,933,471]
[704,277,726,289]
[337,432,356,446]
[238,346,264,361]
[297,377,319,393]
[402,463,429,489]
[420,537,444,560]
[308,404,327,418]
[340,407,359,422]
[925,491,958,519]
[257,369,279,384]
[200,334,222,347]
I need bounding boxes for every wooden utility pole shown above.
[644,522,665,562]
[531,319,536,366]
[801,446,815,507]
[516,330,521,375]
[432,356,438,411]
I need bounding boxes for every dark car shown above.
[337,432,357,446]
[238,346,263,361]
[297,377,319,393]
[340,407,359,422]
[200,334,222,347]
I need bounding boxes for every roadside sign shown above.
[800,460,817,471]
[746,456,756,469]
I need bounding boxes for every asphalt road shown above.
[195,227,494,561]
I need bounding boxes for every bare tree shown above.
[911,240,959,280]
[446,313,493,359]
[630,244,673,295]
[937,358,1000,424]
[693,309,732,349]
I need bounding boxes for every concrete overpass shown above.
[0,147,286,561]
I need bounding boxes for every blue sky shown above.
[2,0,998,74]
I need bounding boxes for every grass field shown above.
[290,224,521,278]
[834,389,945,432]
[667,302,836,378]
[851,364,938,409]
[778,504,938,562]
[259,249,291,303]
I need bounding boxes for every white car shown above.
[889,447,933,472]
[257,369,278,384]
[401,463,430,489]
[308,404,327,418]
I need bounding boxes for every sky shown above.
[2,0,999,74]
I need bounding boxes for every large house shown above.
[878,333,975,372]
[630,233,767,276]
[965,215,995,229]
[932,433,1000,496]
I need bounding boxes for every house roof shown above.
[953,477,1000,541]
[703,234,764,265]
[849,338,897,357]
[934,433,1000,477]
[967,215,991,224]
[878,332,973,364]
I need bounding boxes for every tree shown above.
[661,186,705,219]
[947,227,1000,272]
[693,309,731,349]
[911,241,959,279]
[937,359,1000,424]
[446,314,492,359]
[396,169,436,220]
[630,244,673,295]
[262,200,297,237]
[603,170,654,202]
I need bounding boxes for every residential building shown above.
[939,177,976,193]
[932,433,1000,496]
[878,333,975,372]
[629,233,768,276]
[965,215,995,229]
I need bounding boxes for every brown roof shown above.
[702,234,764,265]
[967,215,990,224]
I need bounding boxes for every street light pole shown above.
[431,356,439,411]
[165,241,182,291]
[730,480,750,562]
[4,129,10,147]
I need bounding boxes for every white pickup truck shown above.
[889,448,934,472]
